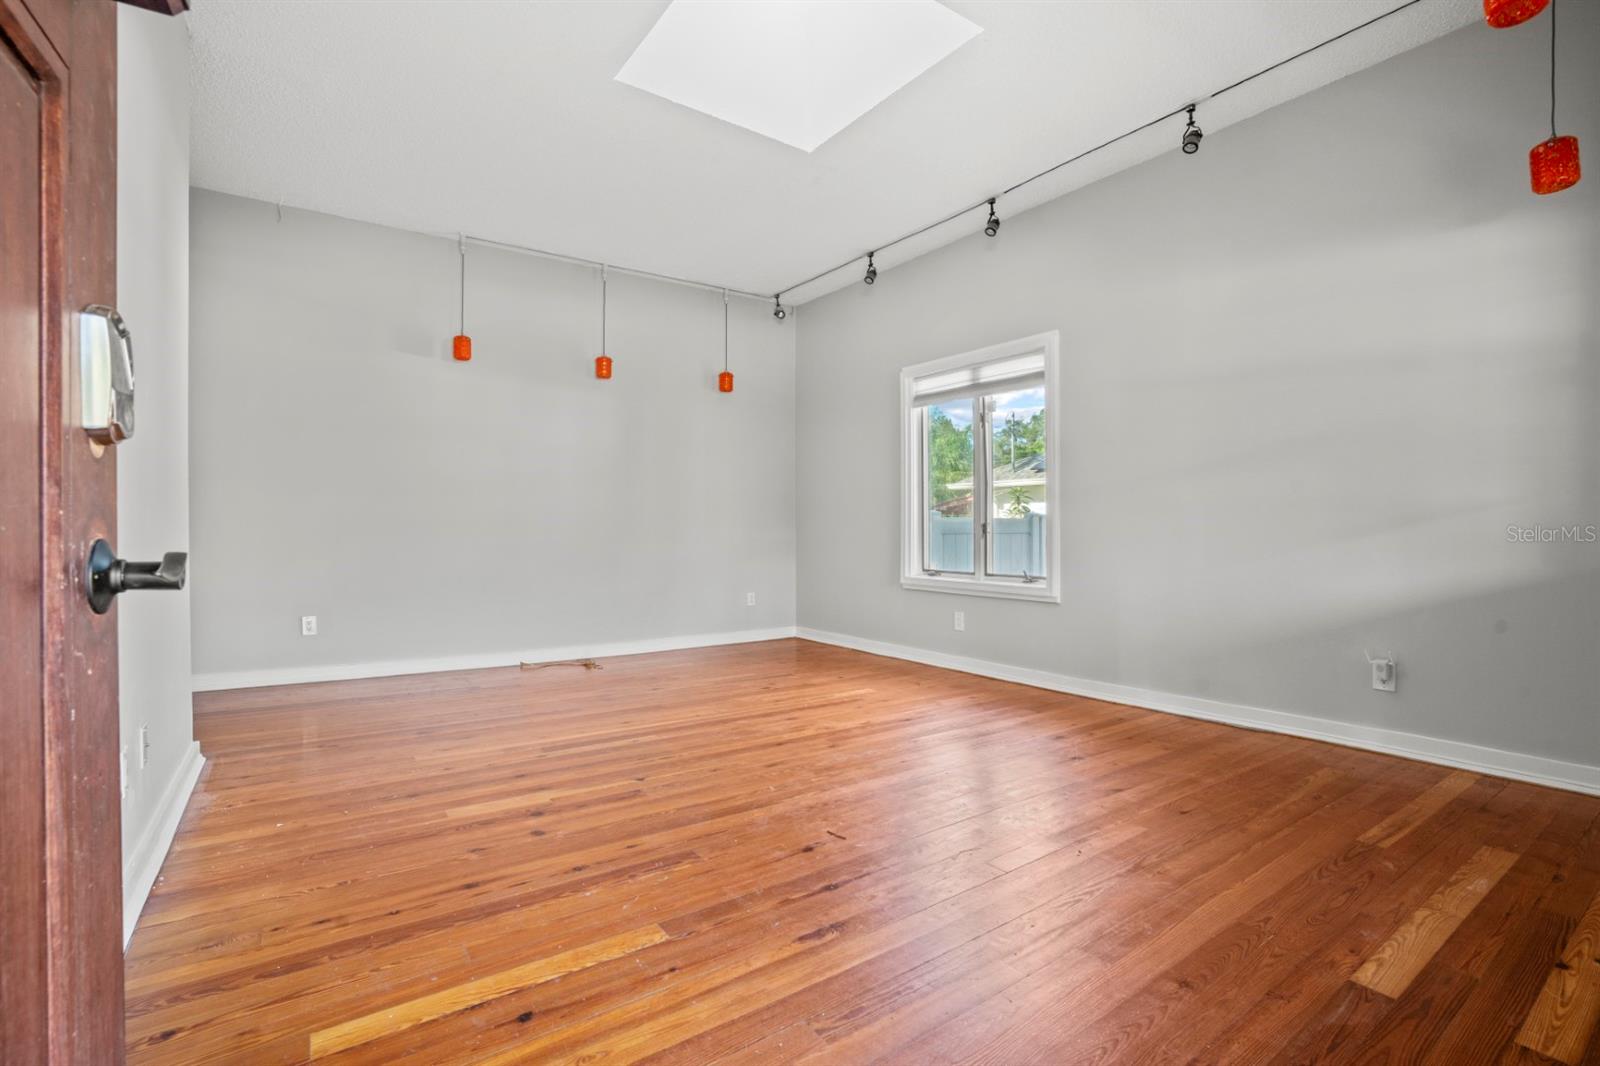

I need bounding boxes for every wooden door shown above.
[0,0,123,1062]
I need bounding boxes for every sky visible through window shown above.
[995,388,1044,421]
[935,388,1042,430]
[941,405,972,429]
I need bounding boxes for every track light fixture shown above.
[772,294,787,320]
[984,198,1000,237]
[863,253,877,286]
[1182,106,1203,155]
[776,5,1434,298]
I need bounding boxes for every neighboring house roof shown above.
[949,452,1045,491]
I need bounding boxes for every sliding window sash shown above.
[920,402,976,575]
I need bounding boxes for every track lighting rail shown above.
[776,0,1429,301]
[461,233,770,304]
[296,0,1430,315]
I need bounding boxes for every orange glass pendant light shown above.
[452,234,471,361]
[595,266,614,379]
[717,290,733,394]
[1531,135,1581,194]
[1484,0,1548,28]
[1530,1,1580,194]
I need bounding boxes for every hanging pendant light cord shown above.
[1550,0,1558,138]
[601,267,608,353]
[458,235,466,335]
[723,290,729,372]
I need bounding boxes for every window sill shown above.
[900,574,1060,603]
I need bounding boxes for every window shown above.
[900,332,1059,602]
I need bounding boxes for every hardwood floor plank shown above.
[647,764,1355,1065]
[1351,845,1520,998]
[1358,770,1481,848]
[704,1022,828,1064]
[308,924,667,1057]
[832,783,1409,1065]
[1330,963,1481,1065]
[120,639,1600,1065]
[1518,889,1600,1065]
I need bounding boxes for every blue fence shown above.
[928,512,1045,575]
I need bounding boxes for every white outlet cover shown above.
[1371,660,1397,692]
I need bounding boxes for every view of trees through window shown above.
[986,388,1047,577]
[927,403,974,514]
[927,395,1045,510]
[991,407,1045,475]
[925,401,974,573]
[908,343,1055,591]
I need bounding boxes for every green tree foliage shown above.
[994,410,1045,470]
[928,406,973,509]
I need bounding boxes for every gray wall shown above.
[189,190,796,678]
[796,15,1600,769]
[117,5,195,918]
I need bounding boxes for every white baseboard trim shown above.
[796,627,1600,798]
[191,626,801,692]
[123,740,205,948]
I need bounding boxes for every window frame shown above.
[899,331,1061,603]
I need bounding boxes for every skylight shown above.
[616,1,981,153]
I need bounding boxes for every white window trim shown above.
[899,330,1061,604]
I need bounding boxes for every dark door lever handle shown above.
[87,538,187,614]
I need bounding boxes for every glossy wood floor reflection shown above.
[126,639,1600,1065]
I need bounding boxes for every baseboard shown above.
[191,626,801,692]
[123,740,205,948]
[796,627,1600,797]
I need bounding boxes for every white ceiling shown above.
[188,0,1477,304]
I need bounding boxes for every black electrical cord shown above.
[1550,0,1558,139]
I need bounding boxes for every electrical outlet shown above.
[1371,657,1396,692]
[301,615,318,637]
[746,592,756,607]
[139,724,150,768]
[953,610,965,632]
[120,746,128,801]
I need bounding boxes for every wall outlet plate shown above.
[1371,659,1396,692]
[953,610,965,632]
[301,615,318,637]
[139,724,150,768]
[746,592,756,606]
